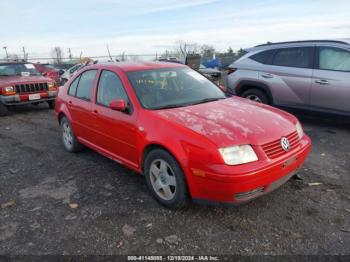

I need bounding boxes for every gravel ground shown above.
[0,104,349,256]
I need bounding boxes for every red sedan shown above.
[55,62,311,208]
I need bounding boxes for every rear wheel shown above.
[48,100,55,109]
[60,117,83,152]
[0,103,9,116]
[241,88,269,104]
[144,149,189,209]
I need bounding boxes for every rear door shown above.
[310,46,350,113]
[67,69,98,141]
[258,47,314,107]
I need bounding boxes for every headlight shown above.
[219,145,258,165]
[1,86,15,95]
[48,82,56,90]
[4,86,14,92]
[296,122,304,139]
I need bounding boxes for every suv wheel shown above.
[0,103,9,116]
[60,117,83,152]
[144,149,189,209]
[241,88,269,104]
[48,100,55,109]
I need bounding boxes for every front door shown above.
[310,46,350,113]
[92,69,138,168]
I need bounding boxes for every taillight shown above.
[227,68,237,75]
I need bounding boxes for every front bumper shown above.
[188,135,311,205]
[0,91,57,106]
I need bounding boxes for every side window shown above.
[97,70,129,107]
[319,47,350,72]
[75,70,97,101]
[68,76,80,96]
[250,50,275,64]
[272,47,313,68]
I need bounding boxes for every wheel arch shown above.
[236,80,274,104]
[141,143,183,174]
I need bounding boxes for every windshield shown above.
[0,63,40,76]
[127,67,225,110]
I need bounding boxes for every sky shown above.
[0,0,349,60]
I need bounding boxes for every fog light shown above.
[235,187,264,200]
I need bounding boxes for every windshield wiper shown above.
[152,103,185,110]
[0,74,11,76]
[189,97,225,105]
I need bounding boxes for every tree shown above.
[51,47,64,64]
[236,48,247,58]
[227,47,234,54]
[174,40,199,60]
[200,44,215,58]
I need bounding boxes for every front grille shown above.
[261,131,300,159]
[15,83,48,93]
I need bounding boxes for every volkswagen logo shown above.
[281,137,290,151]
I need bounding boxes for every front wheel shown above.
[0,103,9,116]
[241,88,269,104]
[144,149,189,209]
[48,100,55,109]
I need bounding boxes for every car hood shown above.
[156,97,297,147]
[0,75,52,86]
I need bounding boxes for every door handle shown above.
[68,101,72,104]
[315,79,329,85]
[93,109,98,114]
[261,73,274,79]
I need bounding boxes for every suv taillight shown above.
[227,68,237,75]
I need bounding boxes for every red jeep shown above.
[0,62,58,116]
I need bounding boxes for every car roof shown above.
[247,39,350,52]
[84,61,186,72]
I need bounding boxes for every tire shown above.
[241,88,269,104]
[60,117,83,153]
[144,149,189,209]
[48,100,55,109]
[0,103,9,116]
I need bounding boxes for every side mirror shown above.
[59,69,65,75]
[109,99,127,112]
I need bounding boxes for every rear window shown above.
[250,50,275,64]
[272,47,313,68]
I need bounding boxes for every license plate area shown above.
[29,94,41,100]
[283,156,298,168]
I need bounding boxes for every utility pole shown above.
[3,46,9,61]
[68,48,72,60]
[106,45,113,61]
[22,46,27,61]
